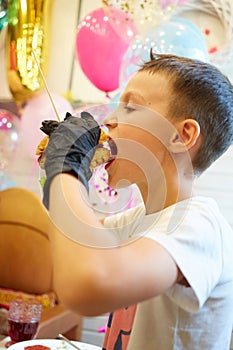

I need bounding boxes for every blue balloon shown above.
[120,18,209,86]
[170,17,207,46]
[110,91,121,104]
[153,19,209,60]
[0,172,15,191]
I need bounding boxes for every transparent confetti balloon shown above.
[0,109,19,191]
[0,109,20,171]
[104,0,180,33]
[0,0,8,32]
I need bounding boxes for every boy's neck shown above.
[137,171,195,215]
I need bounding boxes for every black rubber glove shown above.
[43,111,101,209]
[40,120,60,136]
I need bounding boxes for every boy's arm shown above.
[48,173,182,316]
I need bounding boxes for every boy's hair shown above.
[139,52,233,174]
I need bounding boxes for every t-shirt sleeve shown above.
[103,203,146,242]
[144,200,223,312]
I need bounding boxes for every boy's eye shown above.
[124,105,135,113]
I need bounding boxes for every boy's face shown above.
[104,71,179,190]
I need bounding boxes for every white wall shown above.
[48,0,111,103]
[194,146,233,229]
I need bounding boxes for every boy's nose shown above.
[103,114,118,128]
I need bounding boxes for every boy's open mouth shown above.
[105,138,117,168]
[108,138,118,157]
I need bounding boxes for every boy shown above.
[43,53,233,349]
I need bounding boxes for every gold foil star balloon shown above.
[6,0,54,112]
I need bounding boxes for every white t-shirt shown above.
[104,196,233,350]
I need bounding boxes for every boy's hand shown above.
[43,112,101,209]
[40,119,60,136]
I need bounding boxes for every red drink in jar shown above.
[6,299,42,347]
[8,319,39,343]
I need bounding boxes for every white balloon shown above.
[19,91,73,159]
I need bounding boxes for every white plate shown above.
[8,339,102,350]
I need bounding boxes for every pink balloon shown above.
[75,7,137,94]
[20,92,73,159]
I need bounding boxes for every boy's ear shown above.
[168,119,200,153]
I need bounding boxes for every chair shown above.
[0,187,82,340]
